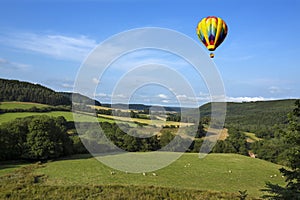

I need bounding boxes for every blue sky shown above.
[0,0,300,106]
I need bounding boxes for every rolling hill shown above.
[0,78,297,199]
[199,100,297,130]
[0,153,285,199]
[0,78,100,106]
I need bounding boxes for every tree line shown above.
[0,105,71,114]
[261,100,300,199]
[0,79,71,106]
[0,115,208,161]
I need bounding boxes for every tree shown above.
[0,118,29,160]
[159,131,174,148]
[23,116,72,160]
[195,123,206,138]
[262,100,300,199]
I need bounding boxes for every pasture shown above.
[0,101,193,128]
[0,101,49,109]
[0,111,115,124]
[25,153,285,198]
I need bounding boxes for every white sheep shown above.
[110,171,115,175]
[228,170,232,173]
[152,173,157,176]
[142,172,146,176]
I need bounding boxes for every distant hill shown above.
[0,78,100,106]
[101,103,181,112]
[199,99,298,130]
[1,78,297,131]
[60,92,101,106]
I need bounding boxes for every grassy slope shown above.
[0,163,241,200]
[30,153,285,198]
[97,114,193,127]
[0,162,30,177]
[0,101,50,109]
[0,112,116,124]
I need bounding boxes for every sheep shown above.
[110,171,115,175]
[142,172,146,176]
[270,175,273,178]
[274,174,277,177]
[184,163,191,168]
[228,170,232,173]
[152,173,157,176]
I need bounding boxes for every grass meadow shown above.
[0,111,126,125]
[0,101,50,109]
[0,153,285,199]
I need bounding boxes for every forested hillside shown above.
[199,100,297,132]
[0,78,100,106]
[0,78,71,106]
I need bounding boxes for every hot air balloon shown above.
[196,16,228,58]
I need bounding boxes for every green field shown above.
[0,101,50,109]
[97,114,193,127]
[244,132,263,143]
[0,101,188,127]
[1,153,281,198]
[0,161,241,200]
[0,111,116,124]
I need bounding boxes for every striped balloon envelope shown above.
[196,16,228,58]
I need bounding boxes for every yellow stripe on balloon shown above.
[201,18,209,46]
[214,17,223,46]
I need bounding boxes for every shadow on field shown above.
[54,153,93,161]
[0,160,30,170]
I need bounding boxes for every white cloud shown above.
[158,94,168,99]
[225,96,273,102]
[176,94,187,99]
[95,93,110,97]
[92,77,100,84]
[269,86,282,94]
[61,83,74,89]
[0,57,30,70]
[0,31,97,61]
